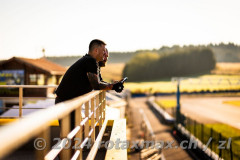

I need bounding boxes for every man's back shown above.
[55,54,98,101]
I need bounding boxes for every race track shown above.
[180,96,240,129]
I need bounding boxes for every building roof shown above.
[0,57,66,75]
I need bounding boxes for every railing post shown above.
[19,87,23,118]
[219,133,222,158]
[60,115,71,160]
[194,120,196,136]
[187,117,189,131]
[103,91,106,121]
[210,128,213,151]
[75,106,82,160]
[96,94,99,133]
[91,98,95,144]
[230,141,233,160]
[176,79,181,123]
[36,127,50,160]
[99,92,103,130]
[85,102,89,140]
[201,123,204,143]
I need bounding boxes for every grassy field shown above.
[212,63,240,75]
[125,75,240,93]
[100,63,125,82]
[155,99,176,109]
[223,100,240,107]
[101,63,240,93]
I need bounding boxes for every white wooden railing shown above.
[0,85,58,117]
[0,86,107,160]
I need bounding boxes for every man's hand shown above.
[112,82,124,93]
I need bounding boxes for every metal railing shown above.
[182,115,239,160]
[0,88,107,160]
[0,85,58,117]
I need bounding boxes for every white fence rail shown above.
[0,85,58,117]
[0,87,107,160]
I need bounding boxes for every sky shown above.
[0,0,240,59]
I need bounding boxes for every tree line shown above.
[108,42,240,63]
[46,42,240,67]
[123,47,216,81]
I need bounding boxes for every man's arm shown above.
[87,72,113,90]
[99,70,108,83]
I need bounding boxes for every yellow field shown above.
[101,63,240,93]
[212,63,240,75]
[125,75,240,93]
[206,123,240,138]
[100,63,125,82]
[155,99,176,109]
[223,100,240,107]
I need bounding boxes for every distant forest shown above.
[123,48,216,81]
[47,43,240,66]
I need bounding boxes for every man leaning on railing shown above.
[54,39,125,130]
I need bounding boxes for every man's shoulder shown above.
[79,54,96,63]
[72,54,93,66]
[71,54,98,72]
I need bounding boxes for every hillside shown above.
[46,56,82,67]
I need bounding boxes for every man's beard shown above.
[99,61,106,67]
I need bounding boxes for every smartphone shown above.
[121,77,128,83]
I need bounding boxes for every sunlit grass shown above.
[125,75,240,93]
[212,63,240,75]
[187,123,240,142]
[100,63,125,82]
[100,63,240,93]
[223,100,240,107]
[206,123,240,138]
[155,99,176,109]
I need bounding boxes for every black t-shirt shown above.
[55,54,98,101]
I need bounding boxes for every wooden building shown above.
[0,57,66,97]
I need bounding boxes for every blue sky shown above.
[0,0,240,59]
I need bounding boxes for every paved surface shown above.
[157,95,240,129]
[127,97,194,160]
[181,96,240,129]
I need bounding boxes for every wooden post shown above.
[194,120,196,136]
[36,127,50,160]
[19,87,23,118]
[99,92,103,130]
[75,106,82,160]
[201,124,204,143]
[103,91,106,121]
[91,98,95,144]
[44,74,49,85]
[96,95,99,132]
[60,115,71,160]
[85,102,89,139]
[56,75,61,85]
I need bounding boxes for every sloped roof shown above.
[0,57,66,75]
